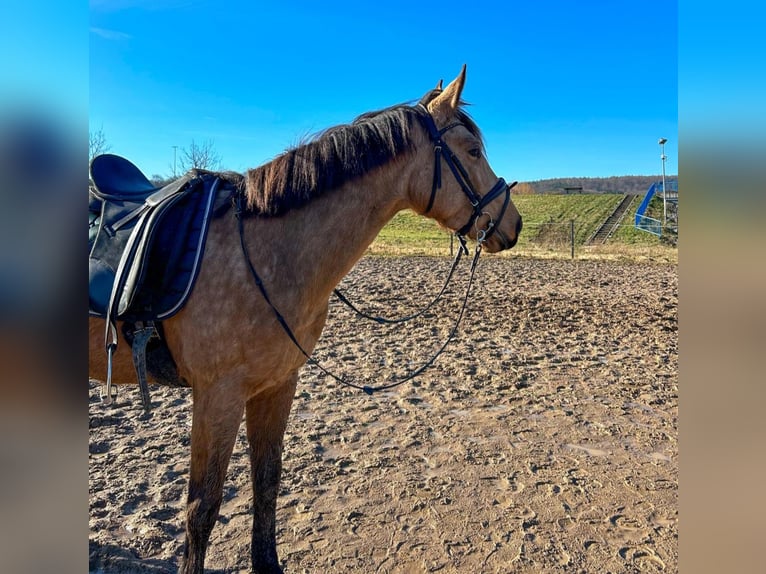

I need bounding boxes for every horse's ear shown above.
[435,79,443,90]
[427,64,466,122]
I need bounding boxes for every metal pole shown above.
[659,138,667,228]
[570,219,575,259]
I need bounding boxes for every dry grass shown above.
[367,210,677,264]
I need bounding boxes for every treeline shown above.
[521,175,678,195]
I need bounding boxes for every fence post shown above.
[570,219,575,259]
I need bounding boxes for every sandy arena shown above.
[89,256,678,573]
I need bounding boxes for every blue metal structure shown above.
[635,180,678,236]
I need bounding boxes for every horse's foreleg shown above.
[245,376,298,574]
[180,385,244,574]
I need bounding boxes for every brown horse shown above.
[89,66,522,573]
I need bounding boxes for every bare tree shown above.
[178,138,222,172]
[89,126,111,161]
[513,182,536,195]
[151,174,175,187]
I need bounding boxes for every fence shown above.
[497,219,666,259]
[634,180,679,237]
[635,214,662,237]
[523,220,577,258]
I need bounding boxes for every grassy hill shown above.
[512,194,623,246]
[527,175,678,194]
[368,193,676,263]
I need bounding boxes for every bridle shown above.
[331,105,518,326]
[417,103,516,245]
[236,103,518,395]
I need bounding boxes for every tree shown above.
[151,174,176,187]
[513,182,536,195]
[89,126,111,161]
[178,138,222,172]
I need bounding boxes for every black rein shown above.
[237,105,514,395]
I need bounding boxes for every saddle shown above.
[89,154,235,410]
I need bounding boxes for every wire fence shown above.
[635,214,662,237]
[522,220,578,258]
[495,219,665,259]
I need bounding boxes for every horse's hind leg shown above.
[180,384,245,574]
[245,376,298,574]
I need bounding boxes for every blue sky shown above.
[90,0,678,182]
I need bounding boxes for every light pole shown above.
[172,145,178,178]
[658,138,668,228]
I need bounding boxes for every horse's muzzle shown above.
[494,215,522,251]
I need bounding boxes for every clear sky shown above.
[90,0,678,182]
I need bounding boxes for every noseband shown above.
[417,104,516,243]
[237,104,519,397]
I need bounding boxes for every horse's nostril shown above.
[516,216,523,236]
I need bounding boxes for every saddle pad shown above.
[89,174,222,323]
[124,177,220,321]
[89,173,194,317]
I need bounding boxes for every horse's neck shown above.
[266,161,412,302]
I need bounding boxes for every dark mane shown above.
[244,91,483,216]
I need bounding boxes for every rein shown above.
[236,199,483,395]
[334,105,516,325]
[237,105,512,395]
[332,234,468,325]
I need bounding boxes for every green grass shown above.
[370,210,449,255]
[611,196,673,246]
[511,194,623,246]
[367,194,677,263]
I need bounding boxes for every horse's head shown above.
[409,65,522,253]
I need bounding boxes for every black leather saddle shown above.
[89,154,236,409]
[90,153,157,201]
[89,154,222,322]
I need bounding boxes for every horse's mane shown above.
[244,90,482,217]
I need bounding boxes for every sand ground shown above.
[89,256,677,573]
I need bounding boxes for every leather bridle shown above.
[417,103,516,244]
[236,103,520,396]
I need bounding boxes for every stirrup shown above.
[100,343,118,404]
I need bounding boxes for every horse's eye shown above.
[468,148,482,158]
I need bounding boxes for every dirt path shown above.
[89,257,678,573]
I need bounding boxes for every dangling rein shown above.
[331,235,467,325]
[235,197,484,395]
[236,104,515,395]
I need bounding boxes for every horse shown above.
[89,65,522,573]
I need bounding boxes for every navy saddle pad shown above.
[89,154,223,323]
